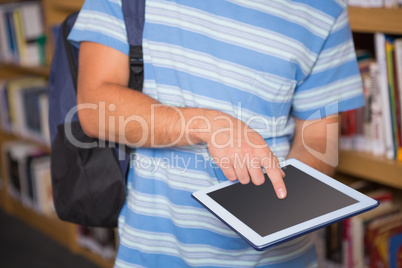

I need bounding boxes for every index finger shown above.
[261,154,287,199]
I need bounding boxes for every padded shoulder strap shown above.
[61,12,79,93]
[122,0,145,46]
[122,0,145,91]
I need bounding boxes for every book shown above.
[351,202,400,268]
[6,77,47,136]
[369,62,386,156]
[1,141,42,204]
[0,9,10,62]
[375,33,395,159]
[12,8,26,66]
[367,213,402,267]
[38,94,50,145]
[0,80,12,132]
[325,222,343,264]
[19,2,45,66]
[0,2,45,66]
[384,0,400,7]
[340,110,356,151]
[395,38,402,161]
[21,86,48,142]
[385,37,399,160]
[30,155,54,215]
[389,233,402,268]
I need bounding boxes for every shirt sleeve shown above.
[291,7,365,120]
[67,0,129,56]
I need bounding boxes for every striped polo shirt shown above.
[69,0,364,267]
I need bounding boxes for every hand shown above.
[197,111,287,199]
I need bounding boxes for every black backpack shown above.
[48,0,145,227]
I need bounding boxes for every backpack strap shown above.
[121,0,145,91]
[61,12,79,93]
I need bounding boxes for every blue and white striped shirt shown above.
[69,0,364,267]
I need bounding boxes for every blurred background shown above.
[0,0,401,267]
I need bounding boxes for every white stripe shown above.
[148,0,318,64]
[331,8,349,32]
[127,190,237,237]
[143,82,292,136]
[146,1,316,73]
[79,10,125,31]
[144,45,296,103]
[115,259,144,268]
[226,0,333,38]
[334,0,348,8]
[120,225,313,266]
[107,0,121,7]
[133,159,216,192]
[272,0,335,24]
[295,75,361,98]
[295,88,362,111]
[144,81,291,119]
[134,152,215,180]
[312,42,356,74]
[74,22,127,43]
[148,41,295,88]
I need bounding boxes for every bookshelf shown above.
[0,0,114,267]
[338,150,402,190]
[348,7,402,34]
[0,63,50,77]
[336,7,402,193]
[0,2,401,268]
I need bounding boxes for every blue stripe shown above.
[296,61,361,91]
[123,211,248,249]
[81,0,124,20]
[68,30,129,55]
[160,0,328,44]
[117,245,190,268]
[130,172,212,205]
[292,95,365,120]
[290,0,343,18]
[144,65,295,117]
[323,24,354,49]
[144,24,302,79]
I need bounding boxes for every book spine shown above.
[0,9,10,62]
[392,46,402,162]
[20,3,44,66]
[386,37,399,159]
[12,8,26,66]
[5,10,18,63]
[369,62,386,155]
[395,39,402,161]
[375,33,395,159]
[384,0,399,6]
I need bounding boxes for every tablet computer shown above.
[192,158,379,251]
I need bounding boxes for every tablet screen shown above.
[207,165,358,237]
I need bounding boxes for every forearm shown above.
[287,139,337,176]
[287,116,339,176]
[78,82,217,147]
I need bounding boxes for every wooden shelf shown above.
[337,150,402,190]
[3,197,76,248]
[0,63,50,77]
[349,7,402,34]
[48,0,83,12]
[0,130,50,153]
